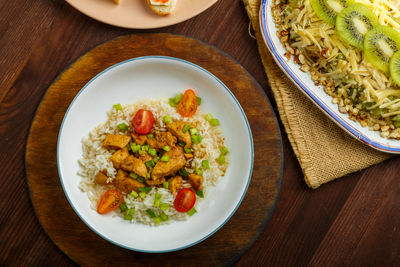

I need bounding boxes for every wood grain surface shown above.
[25,33,283,266]
[1,0,400,266]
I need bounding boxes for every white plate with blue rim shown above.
[259,0,400,153]
[57,56,254,252]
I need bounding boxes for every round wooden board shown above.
[25,33,283,266]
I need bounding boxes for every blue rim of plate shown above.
[57,55,254,253]
[259,0,400,153]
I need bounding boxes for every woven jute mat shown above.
[243,0,392,188]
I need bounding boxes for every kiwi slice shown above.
[311,0,353,25]
[336,4,379,49]
[390,51,400,86]
[364,25,400,73]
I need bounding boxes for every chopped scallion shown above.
[161,155,170,162]
[184,148,192,153]
[216,154,226,164]
[191,134,202,144]
[189,128,198,135]
[118,123,128,131]
[153,157,159,163]
[155,193,162,200]
[182,124,191,133]
[187,207,197,216]
[178,141,186,147]
[220,146,229,155]
[178,168,189,177]
[113,103,122,111]
[142,144,149,151]
[129,172,138,179]
[163,182,169,189]
[202,160,210,169]
[174,94,183,104]
[128,208,135,215]
[210,118,220,126]
[145,160,155,168]
[146,209,156,218]
[194,168,203,175]
[160,203,169,210]
[139,187,152,192]
[160,212,168,221]
[136,176,145,183]
[204,113,213,121]
[147,134,154,139]
[163,116,172,124]
[139,192,146,199]
[130,143,139,153]
[162,145,171,152]
[130,191,138,198]
[196,190,204,198]
[196,96,202,106]
[124,214,132,220]
[119,202,127,212]
[148,148,157,157]
[154,199,160,207]
[153,217,161,224]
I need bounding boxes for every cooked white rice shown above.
[78,98,228,225]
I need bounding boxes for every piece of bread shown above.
[146,0,177,16]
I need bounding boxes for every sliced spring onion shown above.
[139,192,146,199]
[162,145,171,152]
[128,208,135,215]
[204,113,213,121]
[124,214,132,220]
[153,217,161,224]
[147,134,154,139]
[178,141,186,147]
[160,212,168,221]
[118,123,128,131]
[119,202,127,212]
[210,118,220,126]
[153,157,159,163]
[145,160,155,168]
[142,144,149,151]
[138,149,146,155]
[163,115,172,124]
[113,103,122,111]
[191,134,202,144]
[139,187,152,192]
[196,96,202,106]
[178,168,189,177]
[169,94,183,107]
[160,203,169,210]
[154,199,160,207]
[163,182,169,189]
[202,160,210,169]
[161,155,170,162]
[148,148,157,157]
[194,168,203,175]
[130,142,139,153]
[196,190,204,198]
[187,207,197,216]
[146,209,156,218]
[130,191,138,198]
[216,154,226,164]
[136,176,145,183]
[182,124,191,133]
[129,172,138,179]
[155,193,162,200]
[220,146,229,155]
[184,148,192,153]
[189,128,198,135]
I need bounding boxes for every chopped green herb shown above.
[118,123,128,131]
[136,176,145,183]
[155,193,162,200]
[202,160,210,169]
[154,199,160,207]
[163,116,172,124]
[204,113,213,121]
[153,217,161,224]
[129,172,138,179]
[196,96,202,106]
[182,124,191,133]
[191,134,202,144]
[142,144,149,151]
[128,208,135,215]
[196,190,204,198]
[184,148,192,153]
[130,143,140,153]
[163,182,169,189]
[187,207,197,216]
[130,191,138,198]
[160,203,169,210]
[189,128,198,135]
[178,141,186,147]
[147,134,154,139]
[162,145,171,152]
[139,187,152,192]
[148,148,157,157]
[178,168,189,177]
[124,214,132,220]
[210,118,220,126]
[146,209,156,218]
[138,149,146,155]
[153,157,159,163]
[139,192,147,199]
[220,146,229,155]
[169,94,183,107]
[194,168,203,175]
[160,212,168,221]
[161,155,170,162]
[145,160,155,168]
[113,103,122,111]
[216,154,226,164]
[119,202,127,212]
[169,98,177,107]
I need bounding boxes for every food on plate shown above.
[272,0,400,138]
[146,0,177,16]
[78,89,229,225]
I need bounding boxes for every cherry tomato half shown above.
[177,89,198,117]
[174,188,196,213]
[97,189,123,214]
[132,109,155,134]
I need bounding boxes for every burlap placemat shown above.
[243,0,392,188]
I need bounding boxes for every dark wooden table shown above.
[1,0,400,266]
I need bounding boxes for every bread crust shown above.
[146,0,176,16]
